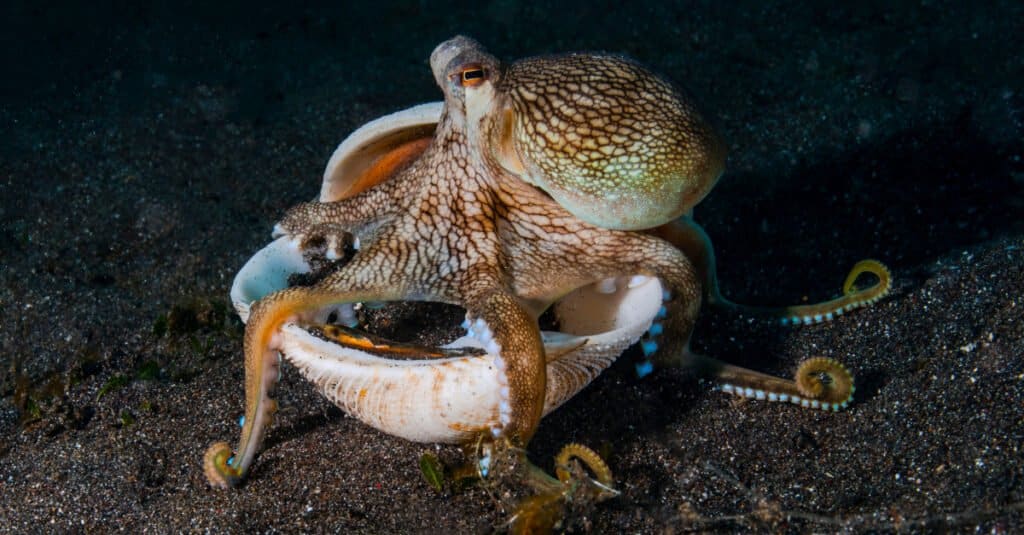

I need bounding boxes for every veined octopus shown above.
[204,36,890,519]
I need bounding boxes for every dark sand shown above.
[2,2,1022,532]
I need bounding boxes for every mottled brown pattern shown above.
[500,53,726,229]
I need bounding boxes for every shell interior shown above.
[230,236,310,323]
[319,102,442,203]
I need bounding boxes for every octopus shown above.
[203,36,890,517]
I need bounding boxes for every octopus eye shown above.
[454,64,486,87]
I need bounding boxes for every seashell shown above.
[231,235,663,443]
[320,102,441,203]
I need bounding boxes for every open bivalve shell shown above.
[231,235,663,443]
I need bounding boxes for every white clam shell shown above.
[230,236,310,323]
[231,236,663,443]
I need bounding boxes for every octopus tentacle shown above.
[634,285,673,377]
[794,356,854,402]
[644,237,703,360]
[516,231,701,378]
[554,443,613,486]
[691,353,855,411]
[648,218,891,326]
[204,278,403,488]
[639,221,860,410]
[274,183,405,243]
[632,287,856,411]
[464,290,547,445]
[275,136,441,257]
[774,260,891,325]
[506,442,619,534]
[588,233,701,377]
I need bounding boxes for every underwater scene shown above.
[2,1,1022,532]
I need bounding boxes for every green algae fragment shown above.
[419,452,445,492]
[97,374,129,400]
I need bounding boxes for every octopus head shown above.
[430,36,727,230]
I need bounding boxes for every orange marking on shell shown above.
[323,324,451,358]
[354,136,433,197]
[447,421,492,433]
[323,325,377,351]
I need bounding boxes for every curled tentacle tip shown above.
[554,443,613,486]
[843,259,892,297]
[795,357,854,408]
[203,441,242,489]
